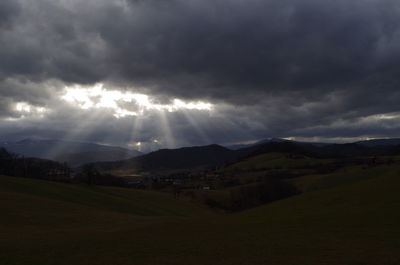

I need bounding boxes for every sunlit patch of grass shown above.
[224,153,333,172]
[291,164,400,192]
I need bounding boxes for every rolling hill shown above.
[1,163,400,265]
[95,144,240,173]
[56,150,140,167]
[0,138,141,165]
[238,140,400,159]
[89,140,400,175]
[356,138,400,147]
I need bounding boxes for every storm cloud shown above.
[1,0,400,150]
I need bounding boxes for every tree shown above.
[81,164,99,185]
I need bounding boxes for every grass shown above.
[230,170,400,264]
[1,168,400,265]
[0,176,214,217]
[291,164,400,192]
[224,152,333,172]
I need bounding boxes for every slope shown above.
[0,138,141,161]
[0,175,214,217]
[96,144,239,173]
[56,149,140,167]
[1,167,400,265]
[226,166,400,264]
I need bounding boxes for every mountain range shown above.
[94,144,239,173]
[0,139,141,166]
[93,138,400,174]
[2,137,400,171]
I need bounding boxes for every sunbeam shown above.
[128,115,144,151]
[43,109,110,159]
[180,109,211,145]
[157,111,176,149]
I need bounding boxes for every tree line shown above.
[0,148,71,181]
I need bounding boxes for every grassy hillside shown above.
[56,149,141,167]
[97,144,239,174]
[291,164,400,192]
[1,169,400,265]
[223,152,333,172]
[0,176,214,217]
[229,168,400,264]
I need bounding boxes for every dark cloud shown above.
[0,78,62,118]
[0,0,20,29]
[1,0,400,148]
[2,0,400,100]
[92,0,400,104]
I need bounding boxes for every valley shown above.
[1,139,400,264]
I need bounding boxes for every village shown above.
[121,169,225,191]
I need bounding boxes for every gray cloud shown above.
[1,0,400,149]
[2,0,400,99]
[89,0,400,104]
[0,0,20,29]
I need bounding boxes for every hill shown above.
[1,163,400,265]
[226,137,290,150]
[231,166,400,265]
[356,138,400,147]
[89,140,400,178]
[228,137,400,151]
[0,175,213,217]
[238,141,400,159]
[96,144,240,173]
[223,152,333,173]
[56,150,140,167]
[0,138,141,165]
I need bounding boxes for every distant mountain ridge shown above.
[56,150,141,167]
[226,138,290,150]
[0,139,141,165]
[95,144,240,173]
[226,137,332,150]
[244,140,400,158]
[94,138,400,173]
[3,137,400,171]
[355,138,400,147]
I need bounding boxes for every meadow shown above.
[1,163,400,265]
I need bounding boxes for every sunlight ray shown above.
[157,111,176,149]
[128,115,144,151]
[43,109,107,160]
[180,109,211,145]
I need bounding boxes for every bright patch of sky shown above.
[11,102,48,120]
[61,83,213,118]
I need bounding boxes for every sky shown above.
[1,0,400,152]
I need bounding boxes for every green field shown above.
[291,164,400,192]
[223,152,333,172]
[1,169,400,265]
